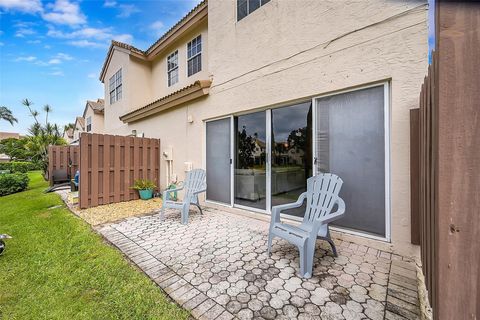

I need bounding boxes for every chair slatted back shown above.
[184,169,206,199]
[303,173,343,224]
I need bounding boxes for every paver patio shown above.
[97,207,420,320]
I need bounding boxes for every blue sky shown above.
[0,0,201,134]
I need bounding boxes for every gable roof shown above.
[75,116,85,130]
[99,0,207,82]
[63,128,74,139]
[82,98,105,118]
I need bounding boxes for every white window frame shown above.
[186,35,202,77]
[86,116,92,132]
[109,68,122,104]
[167,50,179,87]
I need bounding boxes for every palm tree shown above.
[0,106,18,126]
[22,98,39,124]
[43,104,52,125]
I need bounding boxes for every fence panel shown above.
[78,133,160,209]
[47,145,80,185]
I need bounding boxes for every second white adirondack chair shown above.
[267,173,345,278]
[160,169,207,225]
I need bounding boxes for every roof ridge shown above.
[145,0,207,55]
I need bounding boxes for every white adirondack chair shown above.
[160,169,207,225]
[267,173,345,278]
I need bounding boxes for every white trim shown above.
[266,109,272,214]
[311,81,391,242]
[204,116,234,207]
[329,226,389,242]
[230,116,234,207]
[186,34,202,77]
[166,50,179,87]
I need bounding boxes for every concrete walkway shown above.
[97,207,420,320]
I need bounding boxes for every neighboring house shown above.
[82,99,105,134]
[62,128,74,144]
[71,116,85,145]
[0,132,21,162]
[99,0,428,254]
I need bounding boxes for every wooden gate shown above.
[78,133,160,209]
[47,145,80,186]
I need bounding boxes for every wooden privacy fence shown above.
[412,2,480,318]
[47,145,80,185]
[79,133,160,209]
[416,50,438,312]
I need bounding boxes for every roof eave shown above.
[120,80,211,123]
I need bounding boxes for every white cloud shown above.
[55,52,72,60]
[48,58,61,64]
[0,30,3,36]
[68,39,105,48]
[0,0,42,13]
[112,33,132,43]
[48,26,113,40]
[116,4,139,18]
[44,44,51,49]
[103,0,116,8]
[0,42,4,46]
[15,55,36,62]
[150,20,165,37]
[27,39,41,44]
[15,27,36,37]
[42,0,86,26]
[49,70,64,76]
[87,73,96,78]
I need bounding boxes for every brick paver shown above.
[97,207,420,319]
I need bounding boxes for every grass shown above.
[0,172,189,320]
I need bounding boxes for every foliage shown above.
[237,126,258,169]
[0,161,40,173]
[21,99,67,176]
[0,172,189,319]
[0,137,32,161]
[132,179,156,190]
[0,106,17,126]
[0,172,29,196]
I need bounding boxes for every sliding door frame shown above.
[311,81,391,242]
[204,115,235,208]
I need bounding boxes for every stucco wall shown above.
[104,0,428,254]
[103,49,131,135]
[84,107,105,134]
[151,22,210,98]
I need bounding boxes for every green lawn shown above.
[0,172,189,320]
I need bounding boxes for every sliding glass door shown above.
[314,84,388,238]
[234,111,267,210]
[270,102,312,217]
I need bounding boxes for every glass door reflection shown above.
[234,112,267,210]
[271,102,312,217]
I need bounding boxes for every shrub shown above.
[0,161,37,173]
[0,173,29,196]
[131,179,156,190]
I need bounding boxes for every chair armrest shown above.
[163,186,184,201]
[193,187,206,195]
[322,197,346,224]
[271,192,307,223]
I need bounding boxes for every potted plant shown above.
[132,179,156,200]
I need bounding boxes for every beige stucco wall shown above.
[151,22,209,98]
[84,106,105,134]
[103,49,133,135]
[103,0,428,255]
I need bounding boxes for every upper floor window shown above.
[167,50,179,86]
[86,116,92,132]
[187,35,202,77]
[109,69,122,104]
[237,0,270,21]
